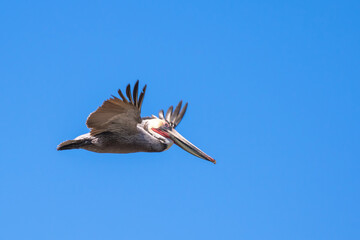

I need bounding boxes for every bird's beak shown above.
[153,127,216,164]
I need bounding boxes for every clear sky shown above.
[1,0,359,239]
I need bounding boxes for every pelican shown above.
[57,81,216,164]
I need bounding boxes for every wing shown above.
[158,100,188,128]
[86,80,147,136]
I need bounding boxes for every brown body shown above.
[57,81,215,164]
[58,129,168,153]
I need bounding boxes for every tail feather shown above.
[57,139,91,151]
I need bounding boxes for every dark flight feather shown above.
[126,84,133,104]
[165,106,173,122]
[138,85,147,111]
[174,102,188,127]
[159,109,165,119]
[171,100,182,124]
[133,80,139,107]
[118,89,128,103]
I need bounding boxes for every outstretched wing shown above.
[86,81,147,136]
[158,100,188,128]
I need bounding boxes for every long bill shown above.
[154,127,216,164]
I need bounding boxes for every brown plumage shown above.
[87,81,146,136]
[57,80,216,164]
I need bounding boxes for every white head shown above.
[144,117,174,150]
[142,113,216,164]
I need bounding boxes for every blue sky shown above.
[1,0,359,239]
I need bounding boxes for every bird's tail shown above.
[57,139,91,151]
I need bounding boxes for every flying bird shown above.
[57,81,216,164]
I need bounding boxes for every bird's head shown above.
[145,101,216,164]
[145,118,174,150]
